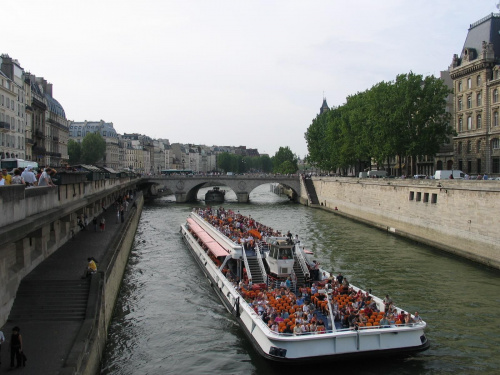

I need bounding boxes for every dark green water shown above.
[101,185,500,374]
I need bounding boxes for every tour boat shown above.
[180,209,429,362]
[204,186,225,203]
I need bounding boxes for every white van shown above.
[434,170,465,179]
[358,172,368,178]
[367,170,387,178]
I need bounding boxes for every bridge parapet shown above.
[141,174,301,203]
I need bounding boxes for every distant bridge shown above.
[140,175,301,203]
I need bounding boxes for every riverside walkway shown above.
[0,196,139,374]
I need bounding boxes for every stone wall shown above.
[61,194,144,375]
[305,177,500,269]
[0,178,138,327]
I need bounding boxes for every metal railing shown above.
[241,242,252,283]
[294,243,310,279]
[254,242,268,284]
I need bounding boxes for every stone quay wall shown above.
[60,194,144,375]
[0,177,138,327]
[300,177,500,269]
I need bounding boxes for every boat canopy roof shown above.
[187,218,230,257]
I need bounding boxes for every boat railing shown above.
[241,241,253,283]
[254,242,268,284]
[294,243,310,279]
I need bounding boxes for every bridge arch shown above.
[141,175,301,203]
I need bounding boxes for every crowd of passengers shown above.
[227,274,422,334]
[195,207,282,248]
[193,207,422,333]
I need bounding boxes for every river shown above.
[100,185,500,375]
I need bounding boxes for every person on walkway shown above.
[1,168,12,185]
[21,166,37,186]
[38,167,55,187]
[85,257,97,277]
[93,217,98,232]
[10,326,23,368]
[100,217,106,231]
[11,169,25,185]
[120,204,125,223]
[0,329,5,364]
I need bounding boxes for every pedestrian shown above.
[93,217,98,232]
[38,167,55,187]
[21,165,37,186]
[120,204,125,223]
[116,208,120,224]
[11,169,25,185]
[100,217,106,232]
[10,326,24,368]
[0,329,5,364]
[1,168,12,185]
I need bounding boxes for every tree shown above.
[272,146,298,174]
[260,154,273,173]
[81,133,106,165]
[216,152,232,172]
[67,139,81,165]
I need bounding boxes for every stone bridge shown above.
[140,175,301,203]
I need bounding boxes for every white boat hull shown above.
[181,213,429,362]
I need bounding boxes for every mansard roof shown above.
[460,13,500,62]
[46,95,66,118]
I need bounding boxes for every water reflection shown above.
[101,184,500,374]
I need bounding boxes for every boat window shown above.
[279,248,292,259]
[270,247,277,259]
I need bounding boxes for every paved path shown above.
[0,199,136,374]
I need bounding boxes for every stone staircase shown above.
[246,257,265,284]
[303,178,320,205]
[8,279,90,322]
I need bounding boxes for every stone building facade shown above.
[450,13,500,175]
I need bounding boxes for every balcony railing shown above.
[35,129,44,138]
[25,138,34,145]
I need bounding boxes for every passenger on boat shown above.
[379,314,390,328]
[413,311,422,323]
[293,324,302,336]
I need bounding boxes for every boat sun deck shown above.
[180,207,429,361]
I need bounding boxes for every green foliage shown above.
[216,153,274,173]
[304,71,453,175]
[81,132,106,164]
[271,146,298,174]
[67,139,81,164]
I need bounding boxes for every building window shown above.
[477,114,482,129]
[495,112,499,127]
[494,89,499,103]
[409,191,414,201]
[458,98,463,110]
[416,192,421,202]
[468,78,472,89]
[467,116,472,130]
[458,117,463,132]
[477,92,482,106]
[467,96,472,109]
[492,138,500,149]
[477,159,481,174]
[477,140,481,151]
[431,194,438,204]
[477,75,481,86]
[459,159,463,171]
[423,193,429,203]
[493,158,500,174]
[459,81,463,91]
[458,141,462,154]
[467,141,472,153]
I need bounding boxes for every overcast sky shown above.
[2,1,498,158]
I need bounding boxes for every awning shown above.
[187,218,229,257]
[205,241,229,257]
